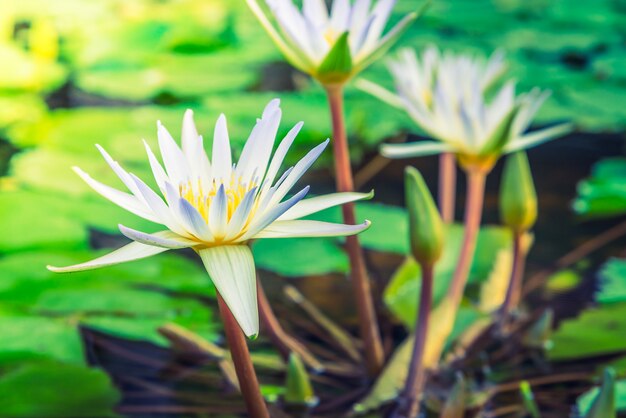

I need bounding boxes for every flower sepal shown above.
[316,32,353,86]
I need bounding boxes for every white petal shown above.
[197,245,258,338]
[266,139,328,208]
[361,0,395,52]
[504,123,572,154]
[380,141,454,158]
[178,197,214,242]
[236,100,281,184]
[259,121,303,197]
[246,0,313,72]
[209,184,228,238]
[242,186,310,240]
[130,174,187,235]
[279,190,374,220]
[182,109,199,156]
[119,225,198,249]
[95,144,144,200]
[47,241,168,273]
[303,0,329,26]
[143,139,170,195]
[225,187,259,241]
[254,219,371,238]
[181,109,208,180]
[212,114,232,181]
[73,167,159,223]
[330,0,351,30]
[157,121,188,185]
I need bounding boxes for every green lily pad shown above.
[0,190,88,253]
[574,158,626,218]
[549,303,626,361]
[253,238,349,277]
[597,258,626,304]
[0,360,120,418]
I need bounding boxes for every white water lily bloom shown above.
[247,0,417,83]
[358,47,571,167]
[48,99,372,338]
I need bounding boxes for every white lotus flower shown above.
[359,47,571,166]
[48,99,372,338]
[247,0,417,84]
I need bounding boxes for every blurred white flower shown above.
[247,0,417,84]
[48,99,371,338]
[359,47,571,166]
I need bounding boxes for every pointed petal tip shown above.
[246,331,260,340]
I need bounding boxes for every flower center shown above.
[179,176,257,223]
[323,28,338,46]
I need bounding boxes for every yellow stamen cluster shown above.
[324,28,338,46]
[179,176,258,223]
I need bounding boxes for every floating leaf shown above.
[574,158,626,218]
[0,360,120,418]
[252,238,348,277]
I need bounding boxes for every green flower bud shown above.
[585,368,616,418]
[316,32,353,85]
[405,166,444,266]
[500,151,537,233]
[284,353,316,406]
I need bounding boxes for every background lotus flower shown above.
[48,99,371,338]
[247,0,418,84]
[359,46,571,168]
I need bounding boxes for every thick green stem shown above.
[394,263,434,418]
[501,231,527,316]
[439,152,456,223]
[217,293,269,418]
[446,169,487,308]
[325,84,384,377]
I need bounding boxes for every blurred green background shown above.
[1,0,626,416]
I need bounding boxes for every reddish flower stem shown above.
[393,263,434,418]
[217,293,269,418]
[439,152,456,223]
[325,85,384,377]
[446,168,487,308]
[501,231,527,316]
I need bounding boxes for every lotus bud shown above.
[405,166,444,266]
[500,151,537,233]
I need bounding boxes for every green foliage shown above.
[284,353,316,405]
[253,238,348,277]
[574,158,626,218]
[583,369,617,418]
[0,360,120,418]
[597,258,626,304]
[384,224,512,327]
[0,0,625,415]
[579,373,626,415]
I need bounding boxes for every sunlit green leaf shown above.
[0,361,120,418]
